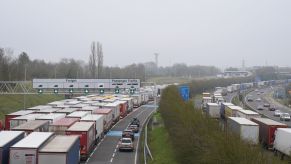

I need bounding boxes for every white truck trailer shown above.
[227,117,259,144]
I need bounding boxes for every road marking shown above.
[84,105,147,164]
[135,108,156,164]
[112,153,115,157]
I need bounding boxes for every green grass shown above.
[148,113,178,164]
[0,94,63,120]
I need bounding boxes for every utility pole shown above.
[154,53,159,68]
[23,65,27,110]
[154,53,159,75]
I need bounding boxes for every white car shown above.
[280,113,291,121]
[255,98,262,102]
[274,110,282,117]
[118,138,134,152]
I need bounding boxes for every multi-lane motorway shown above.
[85,104,156,164]
[245,87,291,127]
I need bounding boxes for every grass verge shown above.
[148,112,177,164]
[0,94,63,120]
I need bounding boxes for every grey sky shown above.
[1,0,291,68]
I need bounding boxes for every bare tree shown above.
[89,41,103,79]
[97,42,103,78]
[89,42,97,78]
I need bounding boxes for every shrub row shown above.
[159,85,285,164]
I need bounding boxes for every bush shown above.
[159,85,285,164]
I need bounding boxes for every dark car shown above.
[257,105,264,110]
[128,124,139,133]
[130,118,140,127]
[122,129,135,141]
[263,103,270,107]
[247,97,253,102]
[269,106,276,111]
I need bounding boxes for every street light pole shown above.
[23,65,27,109]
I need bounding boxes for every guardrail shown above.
[142,110,155,164]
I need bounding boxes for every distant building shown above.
[217,71,251,78]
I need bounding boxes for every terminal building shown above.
[217,71,251,78]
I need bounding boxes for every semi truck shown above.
[38,135,80,164]
[0,131,25,164]
[227,117,259,144]
[251,118,287,148]
[9,132,54,164]
[66,122,95,160]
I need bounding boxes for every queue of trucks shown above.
[203,81,291,159]
[0,91,153,164]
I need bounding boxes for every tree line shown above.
[0,46,220,81]
[158,82,287,163]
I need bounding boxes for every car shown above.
[257,92,261,95]
[122,129,135,141]
[118,138,134,152]
[255,98,262,102]
[280,113,291,121]
[247,97,253,102]
[260,91,264,94]
[263,103,270,107]
[257,105,264,110]
[130,118,140,127]
[269,106,276,111]
[274,110,282,117]
[128,124,139,133]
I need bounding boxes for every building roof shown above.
[11,132,54,148]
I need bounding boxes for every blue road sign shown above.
[179,85,190,101]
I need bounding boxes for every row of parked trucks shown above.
[203,89,291,159]
[0,91,153,164]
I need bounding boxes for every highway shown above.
[85,104,156,164]
[245,87,291,127]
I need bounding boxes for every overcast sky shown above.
[0,0,291,68]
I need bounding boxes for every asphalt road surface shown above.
[245,87,291,127]
[85,104,157,164]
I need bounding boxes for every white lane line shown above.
[85,105,146,164]
[110,106,142,130]
[112,153,116,157]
